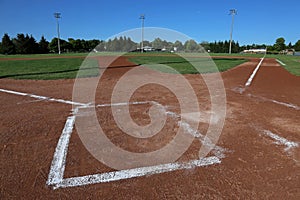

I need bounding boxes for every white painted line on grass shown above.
[276,59,286,66]
[245,56,265,87]
[54,156,221,189]
[263,130,298,151]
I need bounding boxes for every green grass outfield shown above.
[127,53,247,74]
[0,52,299,80]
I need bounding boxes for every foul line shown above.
[245,56,265,87]
[0,88,151,108]
[276,59,286,66]
[0,88,86,106]
[247,93,300,110]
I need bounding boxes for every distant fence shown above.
[294,52,300,56]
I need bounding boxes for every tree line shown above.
[0,33,299,55]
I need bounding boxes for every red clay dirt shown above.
[0,56,299,199]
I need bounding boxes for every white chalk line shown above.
[0,88,149,108]
[276,59,286,66]
[270,99,300,110]
[150,101,227,158]
[251,125,299,163]
[54,156,221,189]
[97,101,150,108]
[0,88,86,106]
[245,56,265,87]
[262,130,298,152]
[47,114,77,185]
[47,101,227,189]
[247,93,300,110]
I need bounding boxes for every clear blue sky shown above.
[1,0,299,45]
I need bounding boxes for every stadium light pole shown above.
[229,9,237,54]
[54,12,61,54]
[139,14,145,53]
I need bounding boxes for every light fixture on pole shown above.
[229,9,237,54]
[139,14,145,53]
[54,12,61,54]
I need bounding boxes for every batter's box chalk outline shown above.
[47,102,227,189]
[0,89,226,190]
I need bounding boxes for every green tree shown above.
[67,38,75,52]
[184,39,199,52]
[294,40,300,51]
[200,41,210,51]
[174,40,184,52]
[73,39,83,52]
[48,38,69,53]
[152,38,163,49]
[94,40,106,51]
[274,37,286,51]
[13,33,27,54]
[27,35,39,54]
[142,40,151,47]
[0,33,15,54]
[87,39,101,51]
[124,37,136,51]
[112,37,121,51]
[38,36,49,53]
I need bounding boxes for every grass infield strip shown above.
[128,54,247,74]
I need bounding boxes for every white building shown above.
[242,49,267,54]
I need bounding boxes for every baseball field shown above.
[0,52,299,199]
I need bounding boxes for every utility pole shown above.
[229,9,237,54]
[139,14,145,53]
[54,12,61,54]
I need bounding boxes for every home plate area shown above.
[47,101,228,189]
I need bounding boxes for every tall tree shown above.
[274,37,286,51]
[184,40,199,52]
[0,33,15,54]
[13,33,27,54]
[48,38,69,53]
[87,39,101,51]
[124,37,136,51]
[152,38,163,49]
[27,35,39,54]
[294,40,300,51]
[38,36,49,53]
[174,40,184,51]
